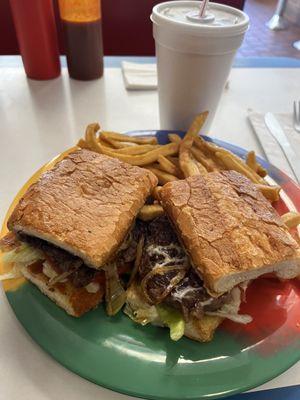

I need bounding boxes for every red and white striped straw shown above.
[199,0,210,17]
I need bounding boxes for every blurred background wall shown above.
[0,0,246,55]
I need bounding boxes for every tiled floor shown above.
[238,0,300,58]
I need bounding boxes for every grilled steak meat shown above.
[117,220,147,264]
[139,216,189,304]
[19,234,97,287]
[165,269,231,321]
[135,216,230,319]
[18,223,142,288]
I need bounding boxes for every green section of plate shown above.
[6,282,300,399]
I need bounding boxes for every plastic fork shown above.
[293,101,300,133]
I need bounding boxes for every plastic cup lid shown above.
[151,1,249,37]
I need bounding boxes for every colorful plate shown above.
[1,131,300,400]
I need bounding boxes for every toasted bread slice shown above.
[159,171,300,296]
[8,149,157,269]
[184,315,223,342]
[21,264,104,317]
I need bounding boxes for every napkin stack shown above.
[248,112,300,180]
[121,61,157,90]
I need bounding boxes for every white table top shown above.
[1,66,300,400]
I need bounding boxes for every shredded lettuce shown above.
[124,282,160,325]
[125,283,185,340]
[206,286,252,324]
[2,244,42,266]
[206,311,252,324]
[0,244,43,281]
[156,304,185,341]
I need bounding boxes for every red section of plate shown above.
[223,278,300,354]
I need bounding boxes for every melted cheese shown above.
[171,286,198,301]
[146,243,188,268]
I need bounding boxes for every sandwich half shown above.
[159,171,300,295]
[125,171,300,342]
[0,149,157,316]
[125,216,227,342]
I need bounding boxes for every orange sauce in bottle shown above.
[59,0,103,80]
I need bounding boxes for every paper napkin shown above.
[121,61,157,90]
[248,112,300,180]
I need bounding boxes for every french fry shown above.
[246,151,256,171]
[186,111,209,138]
[145,167,178,185]
[153,186,162,201]
[215,151,263,184]
[167,156,180,167]
[191,146,219,172]
[138,204,164,221]
[195,160,208,175]
[77,138,91,149]
[193,135,220,154]
[113,143,179,166]
[111,144,160,155]
[85,124,179,166]
[100,136,137,148]
[210,144,266,184]
[168,133,182,143]
[179,137,206,178]
[194,137,268,181]
[157,155,180,176]
[246,151,268,178]
[193,136,227,169]
[97,138,117,149]
[281,211,300,228]
[230,151,265,183]
[85,123,101,152]
[256,184,281,202]
[257,165,267,178]
[83,123,273,207]
[101,131,157,145]
[148,162,160,169]
[257,164,267,177]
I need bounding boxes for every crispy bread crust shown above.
[159,171,300,295]
[8,149,157,269]
[184,315,223,342]
[21,265,104,317]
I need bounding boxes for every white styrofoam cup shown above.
[151,1,249,133]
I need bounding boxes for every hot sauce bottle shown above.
[10,0,61,80]
[58,0,104,80]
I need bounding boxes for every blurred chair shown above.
[0,0,246,56]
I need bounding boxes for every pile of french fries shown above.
[77,112,300,229]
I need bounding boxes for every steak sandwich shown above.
[0,149,157,317]
[125,171,300,342]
